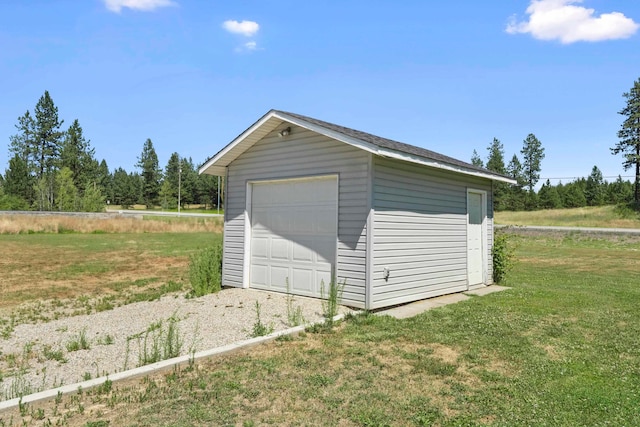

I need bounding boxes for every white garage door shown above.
[249,176,338,297]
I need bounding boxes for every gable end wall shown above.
[222,125,371,308]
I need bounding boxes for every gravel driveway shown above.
[0,289,330,401]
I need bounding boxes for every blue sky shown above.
[1,0,639,185]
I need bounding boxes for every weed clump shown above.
[188,241,223,297]
[285,278,305,327]
[492,231,516,284]
[251,301,274,337]
[135,314,184,366]
[66,328,91,352]
[321,278,345,328]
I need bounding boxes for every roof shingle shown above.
[275,110,511,180]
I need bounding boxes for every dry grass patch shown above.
[495,205,640,229]
[0,214,222,235]
[0,225,220,326]
[0,244,186,312]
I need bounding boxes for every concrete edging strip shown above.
[0,314,345,411]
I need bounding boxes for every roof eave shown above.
[200,110,518,184]
[199,110,281,176]
[275,111,517,184]
[374,148,518,184]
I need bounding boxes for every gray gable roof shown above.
[200,109,516,184]
[274,110,509,180]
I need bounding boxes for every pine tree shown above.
[486,138,507,211]
[486,138,506,174]
[97,160,112,205]
[60,119,98,192]
[164,152,181,202]
[6,92,65,209]
[585,166,605,206]
[112,168,138,209]
[179,157,197,207]
[538,179,562,209]
[471,150,483,167]
[33,91,64,179]
[136,138,162,208]
[612,78,640,206]
[506,154,526,211]
[9,111,36,168]
[563,181,587,208]
[3,154,34,204]
[607,175,633,204]
[8,111,36,204]
[195,172,220,210]
[521,133,545,210]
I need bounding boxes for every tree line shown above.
[0,91,221,212]
[472,76,640,212]
[472,134,634,211]
[2,77,640,213]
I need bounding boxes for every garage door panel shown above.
[271,238,289,260]
[270,266,289,289]
[251,265,268,287]
[250,177,337,297]
[294,209,316,233]
[292,241,313,262]
[251,208,269,229]
[251,237,268,259]
[271,210,293,234]
[292,269,314,293]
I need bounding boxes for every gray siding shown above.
[371,157,493,309]
[223,125,370,308]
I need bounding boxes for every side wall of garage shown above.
[370,156,494,309]
[223,124,371,308]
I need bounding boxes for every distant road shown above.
[497,224,640,235]
[106,209,223,218]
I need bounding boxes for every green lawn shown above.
[2,231,640,426]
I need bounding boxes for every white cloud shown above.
[234,41,260,53]
[104,0,176,13]
[222,20,260,37]
[506,0,639,43]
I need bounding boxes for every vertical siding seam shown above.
[221,166,229,285]
[365,153,374,310]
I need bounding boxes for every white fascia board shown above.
[274,112,516,185]
[198,111,280,175]
[376,150,518,184]
[199,109,516,184]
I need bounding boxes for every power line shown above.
[541,175,635,180]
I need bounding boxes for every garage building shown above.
[199,110,515,310]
